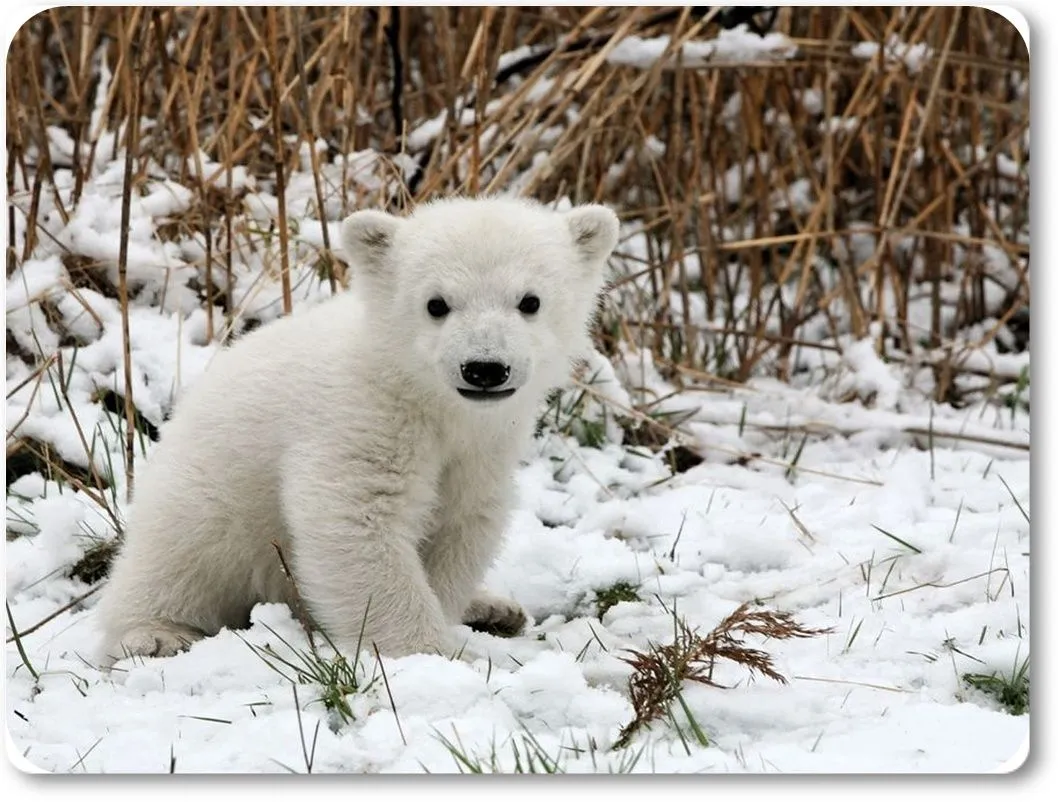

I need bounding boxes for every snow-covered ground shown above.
[5,289,1030,773]
[4,21,1031,773]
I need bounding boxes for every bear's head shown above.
[340,196,618,414]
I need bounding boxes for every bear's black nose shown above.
[461,361,510,389]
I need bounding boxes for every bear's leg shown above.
[96,503,266,666]
[281,450,453,658]
[97,550,257,665]
[421,508,529,639]
[293,534,453,657]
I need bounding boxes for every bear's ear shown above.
[565,205,620,264]
[340,210,403,273]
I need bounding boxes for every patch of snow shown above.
[608,26,798,69]
[852,36,934,75]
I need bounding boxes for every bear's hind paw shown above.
[107,622,204,662]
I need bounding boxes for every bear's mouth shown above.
[457,388,517,401]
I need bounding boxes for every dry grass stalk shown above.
[572,377,887,486]
[265,6,293,316]
[5,585,103,646]
[271,539,317,650]
[114,10,145,501]
[613,601,831,749]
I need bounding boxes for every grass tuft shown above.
[433,725,647,773]
[69,540,118,585]
[594,580,642,619]
[962,653,1029,716]
[243,621,378,726]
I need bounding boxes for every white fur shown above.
[96,196,619,663]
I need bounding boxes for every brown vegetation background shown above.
[7,6,1030,393]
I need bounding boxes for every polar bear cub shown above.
[96,196,619,663]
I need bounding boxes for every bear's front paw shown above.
[462,593,529,638]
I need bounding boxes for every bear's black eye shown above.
[427,297,450,319]
[518,294,541,315]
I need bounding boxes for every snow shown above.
[607,26,798,69]
[852,36,934,75]
[836,326,903,411]
[496,44,550,75]
[721,154,771,204]
[186,150,255,193]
